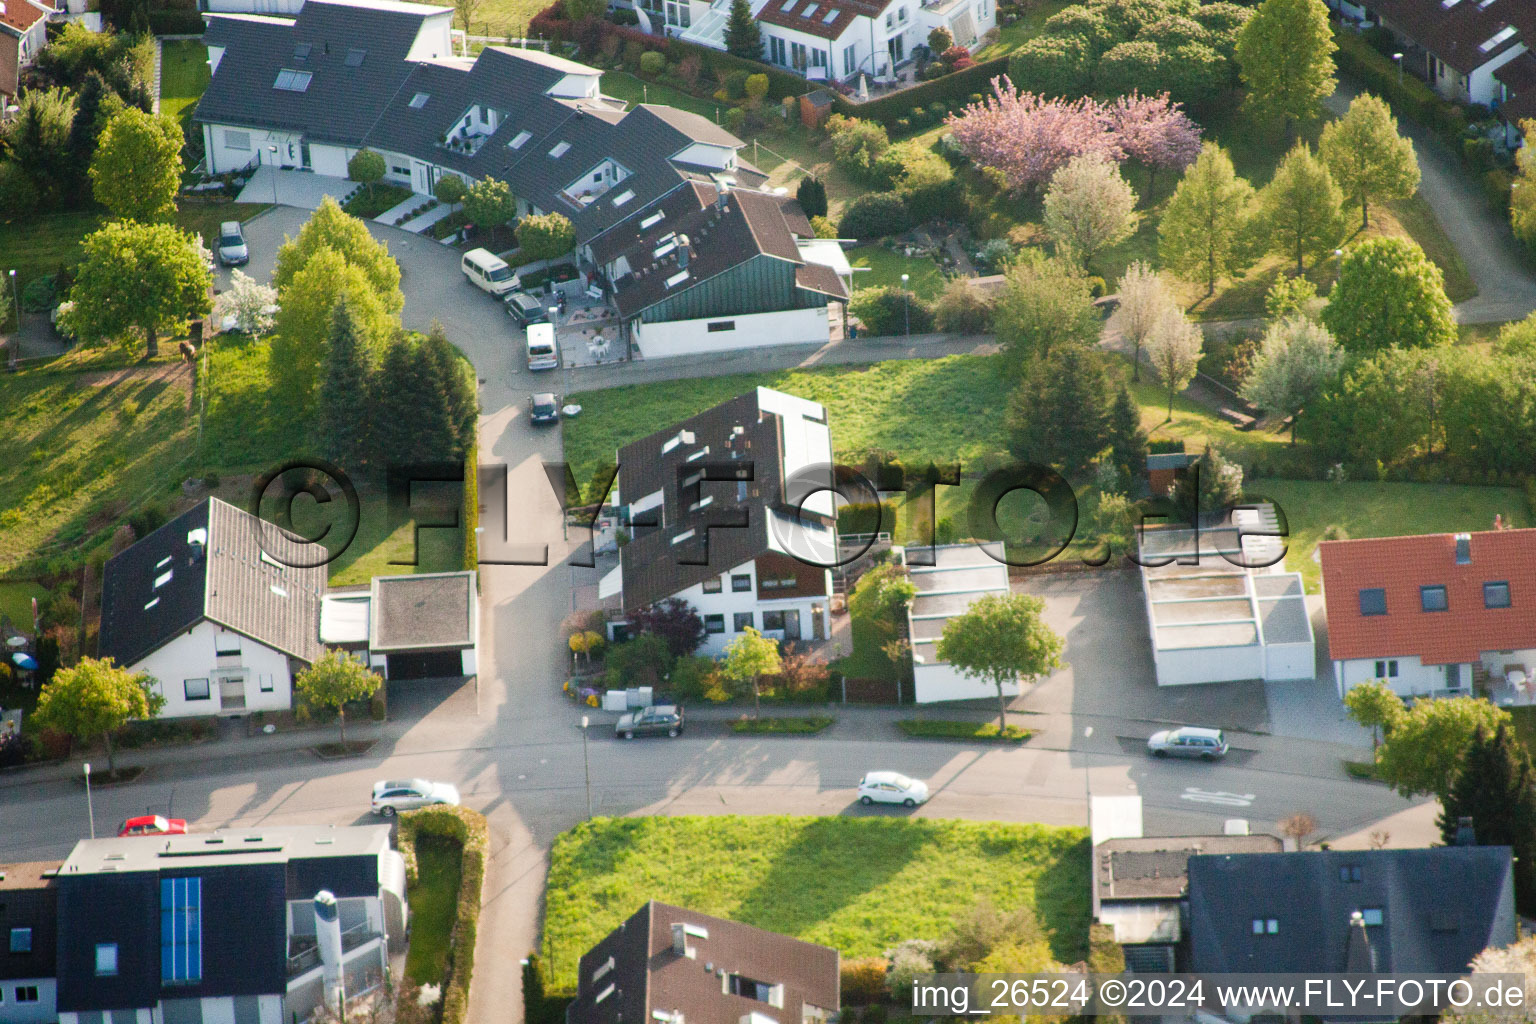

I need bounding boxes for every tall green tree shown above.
[271,248,396,411]
[316,296,376,473]
[1006,346,1111,475]
[936,593,1063,734]
[724,0,763,60]
[720,626,782,719]
[1158,143,1256,296]
[272,196,403,311]
[796,176,828,219]
[992,250,1102,377]
[515,212,576,260]
[1305,347,1441,464]
[1107,386,1148,481]
[294,648,381,747]
[3,87,78,207]
[31,657,163,776]
[1171,444,1243,525]
[1255,142,1345,274]
[421,322,478,459]
[1511,119,1536,247]
[1342,679,1405,748]
[89,106,183,222]
[1239,315,1345,442]
[67,70,113,201]
[1235,0,1336,137]
[1374,696,1510,800]
[1042,154,1138,270]
[1438,723,1536,912]
[61,221,211,358]
[1321,237,1456,354]
[1112,261,1180,380]
[1318,93,1420,231]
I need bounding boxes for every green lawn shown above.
[1254,479,1529,592]
[159,38,211,125]
[972,0,1073,60]
[541,815,1089,994]
[848,244,950,301]
[599,70,722,122]
[0,581,46,629]
[405,836,463,985]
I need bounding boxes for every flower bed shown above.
[897,718,1032,741]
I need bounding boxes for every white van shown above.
[526,321,558,370]
[461,248,518,296]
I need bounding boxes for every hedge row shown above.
[398,805,489,1024]
[148,8,206,34]
[522,954,573,1024]
[832,56,1008,127]
[462,417,479,577]
[1332,29,1468,153]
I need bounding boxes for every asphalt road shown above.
[0,206,1421,1023]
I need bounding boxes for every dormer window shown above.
[1420,585,1448,612]
[293,42,311,60]
[1481,25,1517,51]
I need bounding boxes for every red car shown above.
[118,815,188,838]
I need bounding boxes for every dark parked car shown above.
[504,290,549,326]
[616,704,684,739]
[529,392,560,425]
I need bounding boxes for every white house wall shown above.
[307,141,351,177]
[1470,44,1528,106]
[132,620,295,718]
[658,562,829,656]
[634,306,829,359]
[913,662,1017,704]
[404,11,455,60]
[1334,655,1468,700]
[673,141,736,169]
[1,979,56,1024]
[203,124,304,174]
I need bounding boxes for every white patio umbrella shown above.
[857,73,868,100]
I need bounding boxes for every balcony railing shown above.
[286,922,383,979]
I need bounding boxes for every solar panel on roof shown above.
[273,69,313,92]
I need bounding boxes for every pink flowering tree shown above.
[1108,91,1203,195]
[946,77,1119,194]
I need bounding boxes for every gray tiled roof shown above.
[98,498,326,668]
[370,571,476,650]
[196,0,450,146]
[1187,846,1515,975]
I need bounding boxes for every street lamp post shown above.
[6,269,18,371]
[900,272,910,337]
[268,144,279,205]
[83,762,96,840]
[580,715,593,819]
[1393,52,1404,85]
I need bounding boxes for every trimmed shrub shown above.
[398,805,489,1024]
[841,957,889,1005]
[838,191,911,238]
[837,500,900,536]
[639,49,664,75]
[849,285,935,336]
[904,177,965,224]
[724,105,747,132]
[833,55,1009,128]
[933,278,993,334]
[523,954,573,1024]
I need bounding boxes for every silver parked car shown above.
[370,778,461,816]
[1147,727,1228,760]
[216,220,249,266]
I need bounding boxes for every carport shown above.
[367,571,480,679]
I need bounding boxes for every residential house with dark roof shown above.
[566,901,839,1024]
[0,861,60,1024]
[0,0,52,105]
[598,387,836,654]
[1092,834,1282,973]
[99,497,481,717]
[98,497,328,720]
[1187,846,1515,985]
[51,825,407,1024]
[667,0,995,83]
[1349,0,1536,139]
[194,0,849,352]
[1318,528,1536,701]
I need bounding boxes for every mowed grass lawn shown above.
[159,39,211,123]
[0,581,47,628]
[405,836,463,985]
[848,245,951,301]
[0,334,461,579]
[542,816,1089,993]
[1255,479,1528,592]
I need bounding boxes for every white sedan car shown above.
[370,778,460,817]
[857,771,930,807]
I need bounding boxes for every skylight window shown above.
[508,130,532,149]
[671,529,696,545]
[144,597,160,610]
[549,141,571,158]
[1481,25,1516,50]
[154,570,173,589]
[345,47,366,66]
[293,42,312,60]
[612,189,635,206]
[654,239,678,260]
[1441,0,1464,8]
[640,211,665,229]
[802,4,817,15]
[822,8,838,22]
[270,584,289,598]
[666,269,691,288]
[273,69,313,92]
[409,92,430,108]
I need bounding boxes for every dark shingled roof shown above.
[1094,835,1282,905]
[567,901,839,1024]
[1369,0,1532,75]
[0,861,59,983]
[1187,846,1515,974]
[615,389,832,611]
[99,498,326,668]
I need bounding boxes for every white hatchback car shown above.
[370,778,461,817]
[857,771,930,807]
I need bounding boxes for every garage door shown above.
[386,651,463,679]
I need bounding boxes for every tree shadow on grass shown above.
[1031,835,1092,964]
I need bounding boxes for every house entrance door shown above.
[300,139,311,170]
[218,676,247,712]
[782,610,801,642]
[811,604,825,641]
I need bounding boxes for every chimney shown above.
[1455,532,1471,564]
[677,234,690,268]
[716,183,730,211]
[1455,816,1477,846]
[1343,910,1376,973]
[314,890,344,1012]
[672,922,688,956]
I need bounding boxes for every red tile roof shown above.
[1319,529,1536,665]
[756,0,887,42]
[0,0,51,35]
